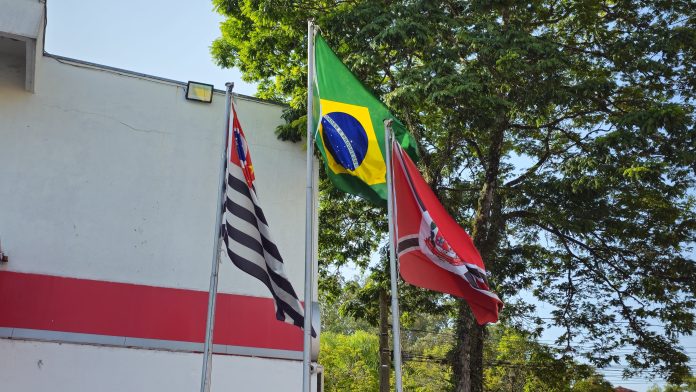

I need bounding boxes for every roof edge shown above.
[43,52,287,107]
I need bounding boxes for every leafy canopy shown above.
[212,0,696,383]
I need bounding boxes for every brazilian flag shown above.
[313,34,418,205]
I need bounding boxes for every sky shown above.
[44,1,692,391]
[45,0,256,96]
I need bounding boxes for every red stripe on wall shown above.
[0,271,302,351]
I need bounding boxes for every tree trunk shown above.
[453,125,505,392]
[454,304,486,392]
[379,288,391,392]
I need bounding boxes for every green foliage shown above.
[570,377,615,392]
[212,0,696,384]
[320,331,381,391]
[320,288,456,391]
[317,171,386,303]
[321,287,618,392]
[320,284,377,335]
[403,336,453,392]
[484,326,613,392]
[647,376,696,392]
[319,327,454,392]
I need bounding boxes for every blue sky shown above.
[45,0,256,96]
[44,1,693,390]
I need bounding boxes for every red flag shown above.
[229,105,255,188]
[391,141,503,324]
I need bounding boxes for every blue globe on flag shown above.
[320,112,369,171]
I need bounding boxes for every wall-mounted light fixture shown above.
[185,81,214,103]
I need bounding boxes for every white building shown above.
[0,1,320,390]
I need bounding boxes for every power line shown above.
[400,327,696,355]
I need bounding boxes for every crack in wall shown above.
[44,103,170,135]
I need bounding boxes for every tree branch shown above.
[504,128,553,188]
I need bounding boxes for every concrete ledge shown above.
[0,327,302,361]
[0,0,44,39]
[0,0,44,92]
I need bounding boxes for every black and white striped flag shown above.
[222,104,309,330]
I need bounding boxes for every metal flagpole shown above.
[302,19,316,392]
[384,119,404,392]
[200,82,234,392]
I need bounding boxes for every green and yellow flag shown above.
[313,34,418,205]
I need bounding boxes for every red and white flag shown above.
[391,141,503,325]
[222,104,309,331]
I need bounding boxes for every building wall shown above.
[0,53,317,390]
[0,55,307,296]
[0,339,303,392]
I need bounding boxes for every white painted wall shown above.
[0,339,310,392]
[0,55,309,299]
[0,12,320,392]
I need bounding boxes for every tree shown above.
[320,331,381,391]
[570,377,615,392]
[484,325,614,392]
[647,376,696,392]
[402,327,454,391]
[316,174,385,303]
[339,248,452,391]
[320,279,454,392]
[211,0,696,390]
